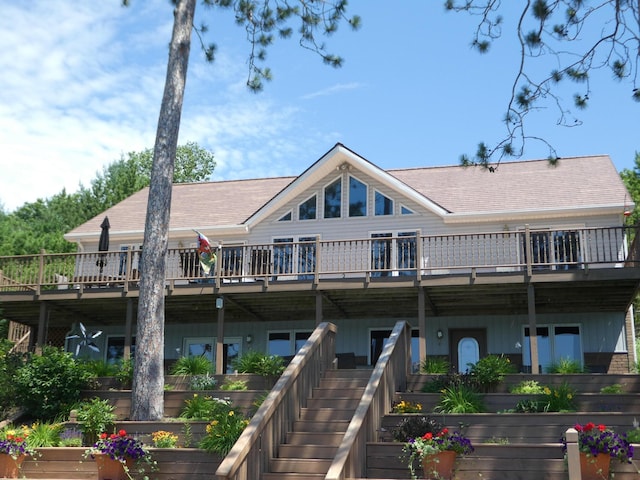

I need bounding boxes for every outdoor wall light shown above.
[216,297,224,309]
[246,334,253,344]
[436,329,444,340]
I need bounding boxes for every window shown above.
[349,176,367,217]
[268,330,312,357]
[400,205,414,215]
[279,211,292,222]
[522,325,582,372]
[371,231,417,277]
[369,329,420,367]
[106,336,136,364]
[324,178,342,218]
[273,236,317,279]
[375,191,393,216]
[183,336,241,373]
[299,195,317,220]
[523,230,581,270]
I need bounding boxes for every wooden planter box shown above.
[21,447,223,480]
[89,374,276,392]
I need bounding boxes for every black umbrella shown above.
[97,216,110,274]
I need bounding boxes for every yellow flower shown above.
[543,387,551,395]
[228,411,235,417]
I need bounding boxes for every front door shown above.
[450,329,487,373]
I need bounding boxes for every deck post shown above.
[124,298,133,361]
[565,428,581,480]
[316,291,323,325]
[527,284,539,374]
[35,302,48,354]
[418,287,426,367]
[216,296,225,375]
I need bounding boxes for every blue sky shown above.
[0,1,637,212]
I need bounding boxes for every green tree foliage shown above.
[127,0,359,421]
[620,152,640,226]
[14,346,92,420]
[0,143,215,256]
[446,0,639,167]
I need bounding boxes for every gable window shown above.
[400,205,414,215]
[375,191,393,216]
[279,211,292,222]
[349,176,367,217]
[299,195,317,220]
[324,178,342,218]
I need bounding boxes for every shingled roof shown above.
[66,148,629,241]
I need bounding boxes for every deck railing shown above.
[215,322,337,480]
[0,226,636,292]
[325,320,411,480]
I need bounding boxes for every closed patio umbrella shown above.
[97,216,110,274]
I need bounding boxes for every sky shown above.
[0,1,638,213]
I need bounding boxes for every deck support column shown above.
[315,291,323,325]
[418,287,426,368]
[216,296,225,375]
[124,298,133,361]
[527,284,540,374]
[35,301,48,354]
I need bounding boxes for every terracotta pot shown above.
[421,450,457,479]
[0,453,26,479]
[579,452,611,480]
[94,453,133,480]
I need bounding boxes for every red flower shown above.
[100,433,108,439]
[574,424,583,432]
[15,437,23,443]
[598,424,606,432]
[584,422,595,431]
[422,432,433,440]
[109,433,117,440]
[118,429,127,437]
[440,428,449,436]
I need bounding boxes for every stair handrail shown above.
[215,321,337,480]
[325,320,411,480]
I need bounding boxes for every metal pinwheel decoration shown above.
[66,322,102,357]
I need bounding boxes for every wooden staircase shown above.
[261,369,371,480]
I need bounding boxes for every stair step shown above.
[299,407,355,421]
[324,369,372,379]
[278,444,338,459]
[319,377,368,389]
[262,474,325,480]
[292,419,350,432]
[270,457,332,473]
[307,397,360,409]
[286,431,344,446]
[312,386,364,398]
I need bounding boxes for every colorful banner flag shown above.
[195,230,216,275]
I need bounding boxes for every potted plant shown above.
[561,422,634,480]
[403,427,474,479]
[0,425,37,478]
[85,429,154,480]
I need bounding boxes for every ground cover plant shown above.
[231,350,285,377]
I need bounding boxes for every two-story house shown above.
[2,143,639,374]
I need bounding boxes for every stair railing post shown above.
[566,427,581,480]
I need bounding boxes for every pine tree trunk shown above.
[131,0,196,421]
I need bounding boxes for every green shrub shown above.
[115,358,134,388]
[82,360,119,377]
[435,384,485,413]
[547,357,586,373]
[540,382,576,412]
[170,356,214,375]
[469,354,516,392]
[391,415,443,442]
[220,378,248,391]
[75,397,117,445]
[600,384,623,394]
[199,407,249,456]
[420,357,450,374]
[26,421,64,447]
[626,428,640,443]
[0,340,25,417]
[189,373,218,390]
[510,380,545,394]
[180,394,233,420]
[231,350,285,377]
[14,346,92,420]
[513,398,543,413]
